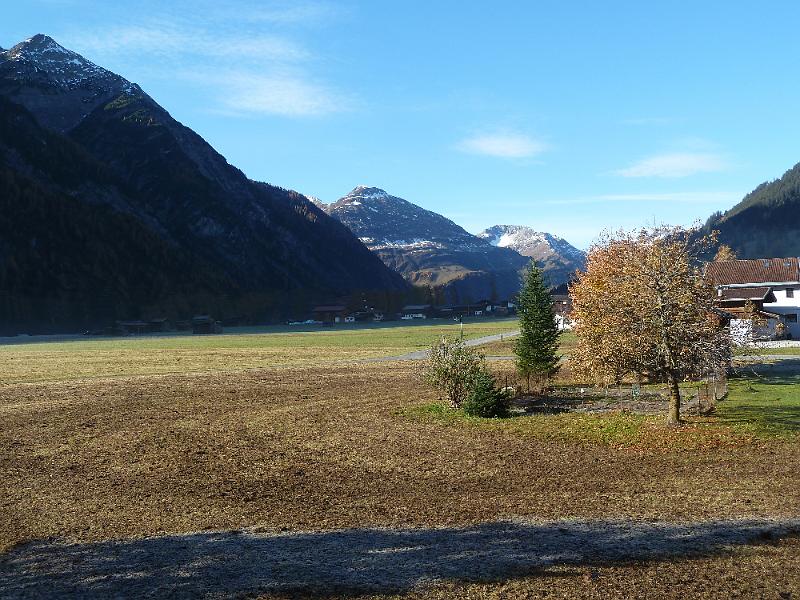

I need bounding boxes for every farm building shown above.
[312,305,349,324]
[435,303,484,318]
[192,315,222,335]
[148,318,170,333]
[551,294,572,317]
[474,299,516,316]
[706,257,800,340]
[401,304,434,319]
[115,320,149,335]
[487,300,516,316]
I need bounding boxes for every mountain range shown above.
[320,187,585,302]
[0,34,643,333]
[0,34,406,333]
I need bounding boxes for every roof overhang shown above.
[720,282,800,288]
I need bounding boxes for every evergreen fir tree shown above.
[514,262,560,391]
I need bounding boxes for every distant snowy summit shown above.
[323,187,530,299]
[479,225,586,285]
[325,186,481,251]
[479,225,585,261]
[322,187,584,297]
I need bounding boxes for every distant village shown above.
[95,257,800,344]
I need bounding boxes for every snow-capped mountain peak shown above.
[480,225,549,248]
[306,196,328,209]
[478,224,586,284]
[324,187,532,298]
[480,225,583,258]
[343,186,392,203]
[3,34,128,90]
[0,34,146,132]
[327,187,482,250]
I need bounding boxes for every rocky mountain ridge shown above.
[322,187,582,300]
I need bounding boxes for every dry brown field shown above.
[1,327,799,598]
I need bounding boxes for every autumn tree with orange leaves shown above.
[714,244,737,262]
[569,226,730,426]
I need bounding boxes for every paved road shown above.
[371,330,520,362]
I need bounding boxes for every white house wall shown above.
[718,283,800,339]
[762,286,800,338]
[729,317,780,344]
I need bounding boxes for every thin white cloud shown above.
[73,25,308,63]
[615,152,727,178]
[457,132,547,159]
[217,72,350,117]
[63,7,349,120]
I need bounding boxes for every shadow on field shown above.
[735,357,800,376]
[2,518,799,598]
[725,366,800,432]
[718,402,800,432]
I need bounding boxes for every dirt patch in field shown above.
[511,389,702,416]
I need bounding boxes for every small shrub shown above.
[462,370,511,418]
[424,337,485,408]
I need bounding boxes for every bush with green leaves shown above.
[424,337,485,408]
[462,370,511,418]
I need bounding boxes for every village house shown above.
[311,305,350,324]
[706,257,800,341]
[192,315,223,335]
[551,294,574,330]
[400,304,434,319]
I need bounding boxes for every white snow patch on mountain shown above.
[2,34,138,92]
[479,225,586,264]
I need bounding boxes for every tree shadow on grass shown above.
[717,403,800,432]
[2,518,798,599]
[723,369,800,432]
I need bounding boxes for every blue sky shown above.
[4,1,800,248]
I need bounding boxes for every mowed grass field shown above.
[0,318,517,384]
[1,320,799,598]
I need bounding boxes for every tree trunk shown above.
[667,372,681,426]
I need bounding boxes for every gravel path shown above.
[2,517,797,598]
[373,330,519,361]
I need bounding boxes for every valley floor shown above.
[1,323,798,598]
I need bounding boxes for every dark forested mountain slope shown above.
[704,162,800,258]
[0,35,405,332]
[0,97,230,331]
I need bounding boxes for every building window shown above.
[787,288,795,298]
[786,314,798,323]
